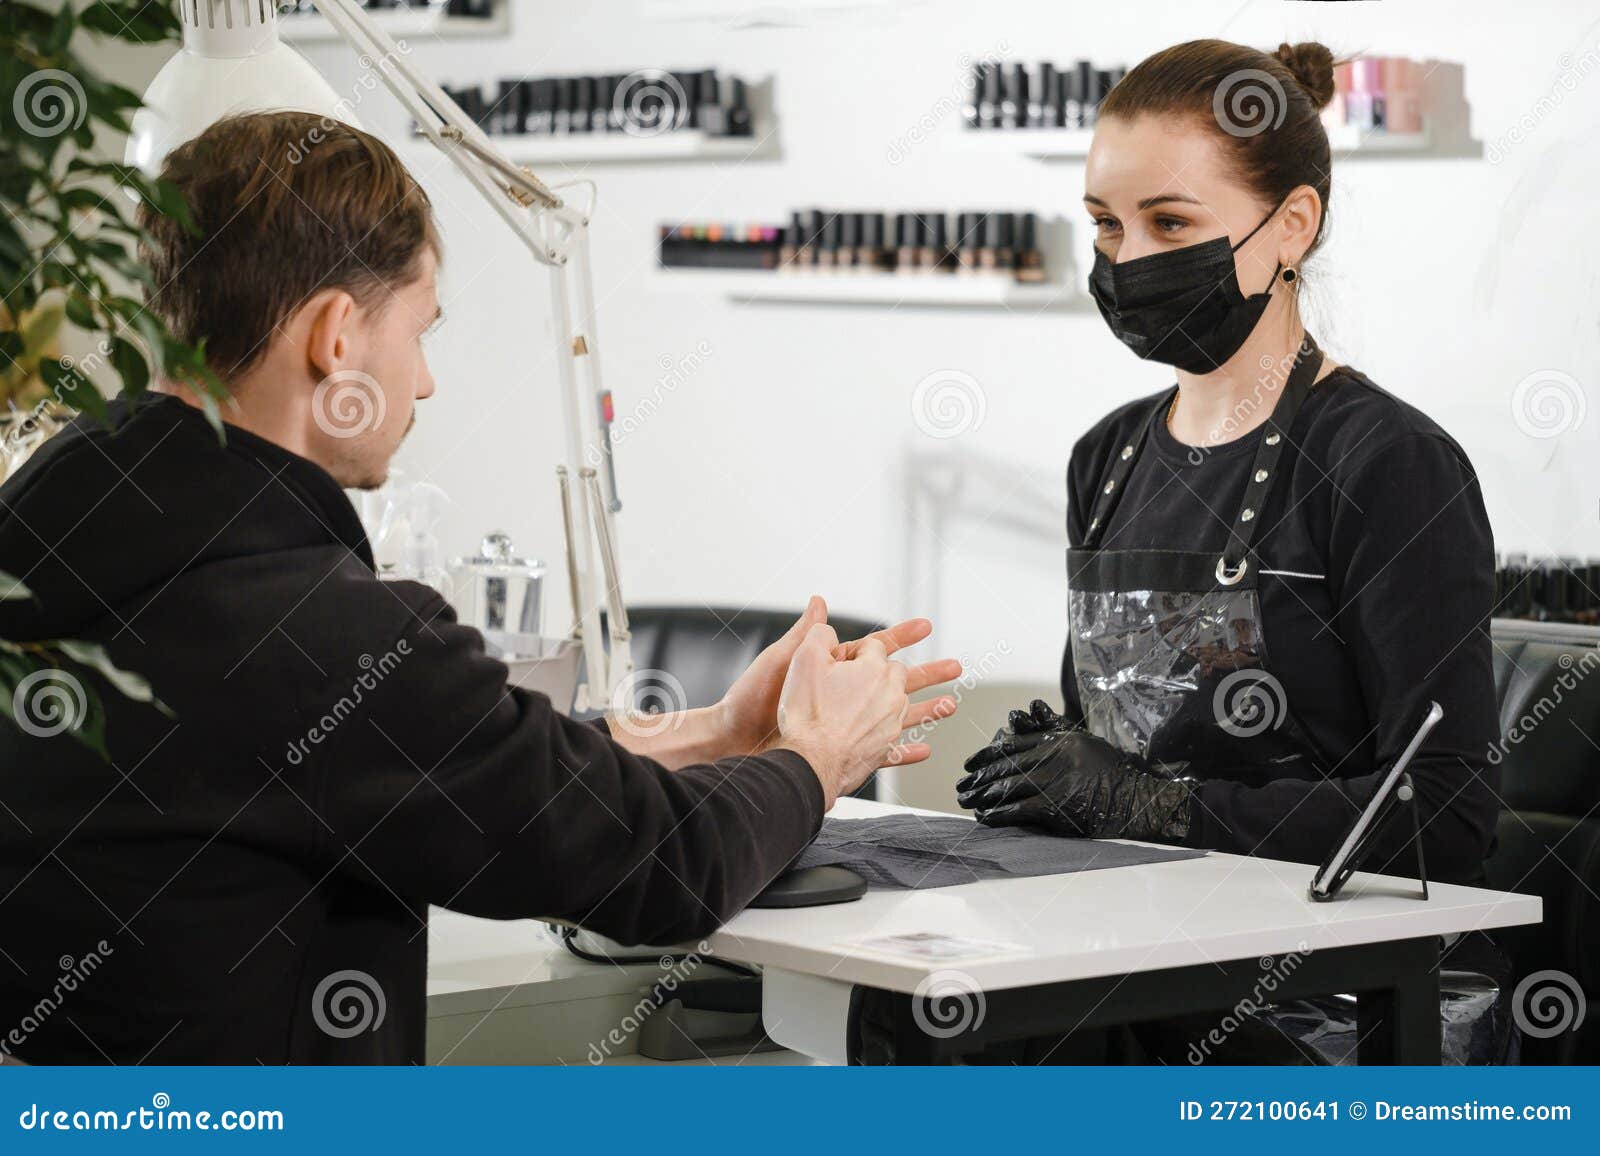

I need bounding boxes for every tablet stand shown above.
[1309,772,1430,903]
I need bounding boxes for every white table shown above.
[707,798,1541,1064]
[427,797,1539,1065]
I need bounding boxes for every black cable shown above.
[556,926,758,978]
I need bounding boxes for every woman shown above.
[957,39,1510,1064]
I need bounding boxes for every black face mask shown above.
[1088,203,1283,374]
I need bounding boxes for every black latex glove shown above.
[956,715,1195,843]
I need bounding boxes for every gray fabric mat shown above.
[791,815,1205,889]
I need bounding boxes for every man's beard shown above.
[349,411,417,491]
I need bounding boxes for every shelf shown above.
[1324,124,1433,154]
[952,124,1436,159]
[277,6,509,42]
[432,130,776,165]
[656,269,1088,310]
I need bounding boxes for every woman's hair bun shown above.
[1275,41,1336,111]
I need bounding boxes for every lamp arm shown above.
[310,0,628,705]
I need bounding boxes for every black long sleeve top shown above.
[0,394,822,1064]
[1062,365,1500,885]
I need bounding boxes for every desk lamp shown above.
[126,0,631,710]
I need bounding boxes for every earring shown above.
[1281,267,1298,284]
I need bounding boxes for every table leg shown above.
[1355,938,1441,1065]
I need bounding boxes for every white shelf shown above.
[1325,124,1432,154]
[952,124,1436,159]
[656,269,1088,310]
[436,130,775,165]
[278,6,508,42]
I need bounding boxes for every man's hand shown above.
[714,595,960,759]
[776,624,915,808]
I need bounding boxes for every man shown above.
[0,112,958,1064]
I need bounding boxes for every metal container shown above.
[450,531,546,638]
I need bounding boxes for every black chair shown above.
[1485,618,1600,1064]
[621,605,889,799]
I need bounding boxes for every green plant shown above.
[2,0,226,753]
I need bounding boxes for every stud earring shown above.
[1281,267,1298,284]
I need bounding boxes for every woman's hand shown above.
[714,596,961,760]
[956,708,1195,843]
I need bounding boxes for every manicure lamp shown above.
[127,0,631,711]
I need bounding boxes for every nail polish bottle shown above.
[894,213,921,273]
[696,70,725,137]
[963,62,984,129]
[726,77,753,137]
[923,213,950,272]
[816,212,842,270]
[779,213,802,270]
[1033,63,1056,128]
[552,77,575,134]
[954,212,978,275]
[1014,212,1045,283]
[1085,69,1109,127]
[862,212,889,271]
[571,76,595,134]
[980,62,1003,128]
[837,212,861,271]
[973,212,995,272]
[1065,62,1090,129]
[1001,63,1027,130]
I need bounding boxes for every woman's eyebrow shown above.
[1082,193,1205,211]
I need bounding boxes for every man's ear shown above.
[298,288,360,381]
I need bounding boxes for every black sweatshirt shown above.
[0,394,823,1065]
[1062,365,1501,885]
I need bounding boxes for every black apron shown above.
[1063,335,1515,1063]
[1066,335,1329,785]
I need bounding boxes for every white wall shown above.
[95,0,1600,731]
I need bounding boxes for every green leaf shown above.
[47,2,76,53]
[0,571,32,601]
[63,292,96,329]
[56,639,163,708]
[39,358,108,422]
[109,335,148,395]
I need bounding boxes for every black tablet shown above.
[1309,700,1443,901]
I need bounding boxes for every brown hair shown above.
[140,111,441,380]
[1101,39,1337,260]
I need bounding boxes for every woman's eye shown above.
[1092,215,1121,234]
[1154,216,1188,233]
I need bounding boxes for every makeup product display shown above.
[425,69,754,139]
[1325,56,1426,135]
[964,59,1126,130]
[659,210,1049,282]
[658,224,783,271]
[278,0,497,18]
[1494,556,1600,625]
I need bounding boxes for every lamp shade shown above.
[126,0,359,175]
